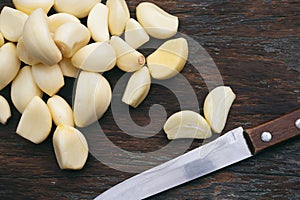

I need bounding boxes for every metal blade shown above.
[94,127,252,200]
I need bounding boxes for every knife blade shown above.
[94,109,300,200]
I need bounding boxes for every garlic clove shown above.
[48,13,80,33]
[22,8,62,66]
[47,95,74,127]
[0,43,21,91]
[106,0,130,36]
[54,22,91,58]
[204,86,236,133]
[74,71,112,127]
[0,6,28,42]
[16,96,52,144]
[136,2,178,39]
[147,37,188,80]
[53,124,88,170]
[164,110,212,140]
[54,0,100,19]
[87,3,110,42]
[0,95,11,125]
[71,42,116,73]
[122,66,151,108]
[16,37,40,65]
[11,66,43,113]
[110,36,145,72]
[12,0,54,15]
[125,18,150,49]
[58,57,79,78]
[0,33,4,47]
[32,63,64,97]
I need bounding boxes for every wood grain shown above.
[245,109,300,154]
[1,0,299,199]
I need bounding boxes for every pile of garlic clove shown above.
[0,0,235,170]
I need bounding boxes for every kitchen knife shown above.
[94,109,300,200]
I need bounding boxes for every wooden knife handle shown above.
[245,109,300,154]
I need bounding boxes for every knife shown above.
[94,109,300,200]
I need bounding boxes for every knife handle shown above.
[245,109,300,154]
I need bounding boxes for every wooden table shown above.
[1,0,299,199]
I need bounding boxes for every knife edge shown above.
[94,127,252,200]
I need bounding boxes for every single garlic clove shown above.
[0,6,28,42]
[71,42,116,73]
[122,66,151,108]
[16,37,40,65]
[23,8,62,66]
[47,95,74,127]
[0,43,21,91]
[110,36,145,72]
[147,37,188,80]
[59,57,79,78]
[48,13,80,33]
[12,0,54,15]
[32,63,64,97]
[16,96,52,144]
[204,86,236,133]
[11,66,43,113]
[136,2,179,39]
[87,3,110,42]
[54,22,91,58]
[0,33,4,47]
[125,18,150,49]
[106,0,130,36]
[74,71,112,127]
[164,110,212,140]
[54,0,100,18]
[53,124,88,170]
[0,95,11,125]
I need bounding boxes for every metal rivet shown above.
[295,119,300,130]
[261,132,272,142]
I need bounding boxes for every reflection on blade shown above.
[94,127,252,200]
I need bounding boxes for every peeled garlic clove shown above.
[122,66,151,108]
[87,3,110,42]
[204,86,236,134]
[0,6,28,42]
[0,33,4,47]
[16,37,40,65]
[0,43,21,91]
[164,110,212,140]
[71,42,116,72]
[54,22,91,58]
[47,95,74,127]
[106,0,130,36]
[12,0,54,15]
[49,13,80,33]
[16,96,52,144]
[32,63,64,96]
[54,0,100,18]
[74,71,112,127]
[125,18,150,49]
[0,95,11,125]
[59,57,79,78]
[136,2,178,39]
[110,36,145,72]
[23,8,62,66]
[147,37,188,80]
[11,66,43,113]
[53,124,88,170]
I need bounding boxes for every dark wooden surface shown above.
[1,0,300,199]
[246,109,300,154]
